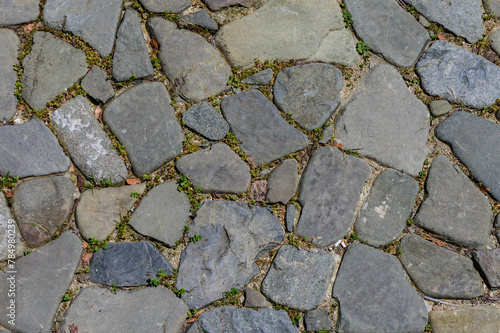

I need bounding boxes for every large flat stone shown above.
[21,32,87,110]
[472,249,500,290]
[0,233,83,333]
[177,201,284,309]
[221,90,310,165]
[104,82,184,176]
[296,146,371,247]
[415,154,493,249]
[182,102,229,141]
[335,64,430,176]
[266,159,298,204]
[0,0,39,25]
[429,307,500,333]
[307,29,360,67]
[0,193,25,261]
[333,243,428,333]
[0,29,19,121]
[139,0,191,13]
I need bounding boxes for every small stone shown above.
[245,288,272,308]
[139,0,191,13]
[429,306,500,333]
[250,180,267,202]
[419,15,430,28]
[180,9,218,30]
[0,29,20,121]
[286,204,296,232]
[429,100,453,117]
[81,67,115,104]
[0,193,25,261]
[266,159,298,204]
[490,28,500,56]
[241,68,273,85]
[0,0,39,25]
[319,125,333,144]
[182,101,230,141]
[304,309,332,332]
[472,249,500,290]
[202,0,262,11]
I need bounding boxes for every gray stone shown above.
[262,245,335,311]
[0,29,19,121]
[496,214,500,228]
[319,125,333,144]
[104,82,184,176]
[485,0,500,17]
[0,119,70,178]
[335,64,430,176]
[429,100,453,117]
[182,102,229,141]
[244,288,272,308]
[333,243,428,333]
[266,159,298,204]
[419,15,430,28]
[81,66,115,104]
[148,17,231,102]
[51,96,128,184]
[472,249,500,290]
[274,63,344,130]
[0,233,83,333]
[0,0,39,25]
[180,9,218,30]
[139,0,191,13]
[221,90,310,165]
[186,323,201,333]
[199,306,298,333]
[416,41,500,109]
[113,9,154,82]
[242,68,273,85]
[0,193,25,261]
[76,184,146,241]
[489,28,500,55]
[399,234,484,299]
[304,309,332,332]
[21,32,87,110]
[296,146,371,247]
[61,286,188,333]
[429,306,500,333]
[202,0,262,11]
[43,0,122,57]
[346,0,429,67]
[129,181,190,246]
[355,170,419,247]
[13,175,75,247]
[89,241,173,287]
[177,201,284,309]
[177,143,250,194]
[286,204,296,232]
[406,0,483,43]
[215,0,358,68]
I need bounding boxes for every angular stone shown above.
[346,0,429,67]
[485,0,500,16]
[221,90,310,165]
[0,0,39,25]
[81,66,115,104]
[274,63,344,130]
[186,323,201,333]
[286,204,296,232]
[435,111,500,201]
[148,17,231,102]
[304,309,332,332]
[262,245,335,311]
[297,146,371,247]
[266,159,298,204]
[202,0,262,11]
[406,0,483,43]
[215,0,356,68]
[399,234,484,299]
[415,154,493,249]
[333,243,428,333]
[355,170,419,247]
[472,249,500,290]
[176,143,250,194]
[43,0,122,57]
[177,201,284,309]
[0,119,70,178]
[51,96,128,184]
[0,193,25,261]
[429,100,452,117]
[0,233,83,333]
[416,41,500,109]
[0,29,19,121]
[104,82,184,176]
[61,286,188,333]
[489,28,500,55]
[242,68,273,86]
[139,0,191,13]
[182,101,229,141]
[245,288,272,308]
[76,184,146,241]
[308,29,360,67]
[319,125,333,144]
[335,64,430,176]
[429,306,500,333]
[113,9,154,82]
[180,9,218,30]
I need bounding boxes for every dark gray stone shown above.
[0,29,19,121]
[429,306,500,333]
[417,41,500,109]
[13,175,75,247]
[274,63,343,130]
[286,204,296,232]
[242,68,273,86]
[186,323,201,333]
[335,64,430,176]
[244,288,272,308]
[81,66,115,104]
[472,249,500,290]
[113,9,154,82]
[333,243,428,333]
[43,0,122,57]
[21,32,87,110]
[180,9,218,30]
[496,214,500,228]
[319,125,333,144]
[435,111,500,201]
[266,159,298,204]
[139,0,191,13]
[429,100,452,117]
[148,17,231,102]
[51,96,128,184]
[176,143,250,194]
[0,193,25,261]
[485,0,500,17]
[355,170,419,247]
[262,245,335,311]
[104,82,184,176]
[0,0,39,25]
[296,146,371,247]
[182,102,229,141]
[304,309,332,332]
[415,155,493,249]
[199,306,298,333]
[177,201,284,309]
[221,90,310,165]
[0,233,83,333]
[61,286,188,333]
[202,0,262,10]
[129,181,190,247]
[399,235,484,299]
[346,0,429,67]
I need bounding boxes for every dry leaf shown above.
[23,23,35,34]
[333,141,345,150]
[81,242,88,250]
[82,252,92,262]
[479,185,490,195]
[151,38,158,50]
[437,34,446,40]
[69,165,75,172]
[5,190,14,198]
[94,106,102,120]
[69,324,79,333]
[126,178,141,185]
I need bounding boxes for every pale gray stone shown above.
[0,193,25,261]
[180,9,218,30]
[81,66,115,104]
[429,100,452,117]
[245,288,272,308]
[429,306,500,333]
[308,29,360,67]
[0,29,19,121]
[286,204,296,232]
[266,159,298,204]
[0,0,39,25]
[319,125,333,144]
[182,102,229,141]
[139,0,191,13]
[202,0,262,11]
[489,28,500,55]
[484,0,500,17]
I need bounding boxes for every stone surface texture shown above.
[485,0,500,16]
[429,306,500,333]
[244,288,272,308]
[429,100,452,117]
[286,204,296,232]
[0,0,40,25]
[472,249,500,290]
[180,9,218,30]
[242,68,274,85]
[0,29,19,121]
[81,66,115,104]
[182,102,230,141]
[139,0,191,12]
[0,193,25,261]
[266,159,298,204]
[304,309,332,332]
